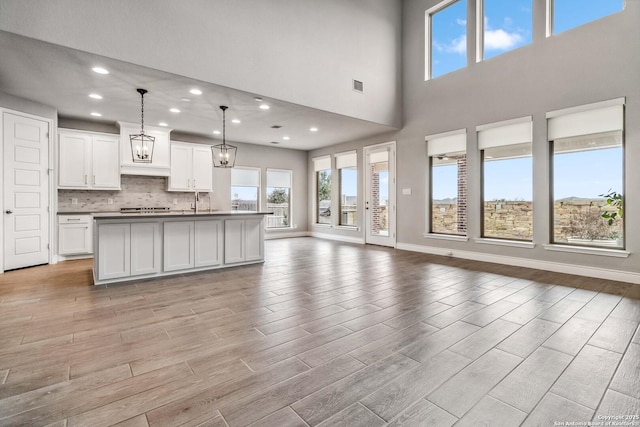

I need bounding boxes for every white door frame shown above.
[0,108,55,273]
[364,141,396,247]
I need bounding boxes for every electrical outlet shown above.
[71,198,78,205]
[107,198,113,205]
[173,198,178,205]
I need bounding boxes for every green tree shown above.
[318,171,331,201]
[267,188,288,204]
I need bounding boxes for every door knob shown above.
[5,210,13,214]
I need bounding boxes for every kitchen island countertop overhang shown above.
[93,211,271,285]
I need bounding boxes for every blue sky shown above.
[432,0,623,78]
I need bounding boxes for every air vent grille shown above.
[271,125,282,129]
[353,79,364,93]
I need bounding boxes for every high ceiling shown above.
[0,31,397,151]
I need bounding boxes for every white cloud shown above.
[484,28,524,51]
[434,35,467,54]
[456,18,467,26]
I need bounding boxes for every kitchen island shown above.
[92,211,270,285]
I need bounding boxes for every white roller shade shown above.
[426,129,466,156]
[547,100,624,141]
[231,167,260,186]
[335,151,357,169]
[369,150,388,164]
[267,169,292,188]
[313,156,331,171]
[477,117,532,150]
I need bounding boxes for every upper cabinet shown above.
[117,121,172,176]
[58,129,120,190]
[167,141,213,192]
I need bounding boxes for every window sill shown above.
[543,244,629,258]
[475,238,535,249]
[334,225,360,232]
[313,223,332,229]
[423,233,469,242]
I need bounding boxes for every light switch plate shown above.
[71,198,78,205]
[107,198,113,205]
[402,188,412,195]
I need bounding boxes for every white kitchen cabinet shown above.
[195,220,223,267]
[163,221,194,272]
[131,222,161,276]
[58,214,93,256]
[97,223,131,280]
[118,121,172,176]
[224,218,263,264]
[164,219,222,271]
[167,141,213,192]
[58,130,120,190]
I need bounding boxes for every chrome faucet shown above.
[194,191,199,213]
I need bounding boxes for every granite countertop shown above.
[90,210,272,219]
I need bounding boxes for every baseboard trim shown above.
[265,231,310,240]
[311,232,365,245]
[396,242,640,285]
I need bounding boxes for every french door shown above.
[364,142,396,247]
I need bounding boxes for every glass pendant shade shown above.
[212,105,237,168]
[130,88,155,163]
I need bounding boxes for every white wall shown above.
[0,0,402,128]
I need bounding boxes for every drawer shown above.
[58,214,92,224]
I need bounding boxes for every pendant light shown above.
[211,105,237,168]
[130,88,155,163]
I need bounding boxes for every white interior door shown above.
[365,142,396,247]
[3,112,50,270]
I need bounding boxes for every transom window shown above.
[477,0,532,61]
[549,0,624,35]
[426,0,467,80]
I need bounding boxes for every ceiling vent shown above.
[271,125,282,129]
[353,79,364,93]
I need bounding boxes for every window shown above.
[550,0,624,35]
[548,99,624,249]
[426,0,467,80]
[231,167,260,211]
[336,151,358,226]
[478,117,533,240]
[427,130,467,235]
[313,156,332,225]
[266,169,292,229]
[478,0,532,61]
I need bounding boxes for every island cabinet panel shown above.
[163,221,195,272]
[195,220,223,267]
[224,219,245,264]
[97,223,131,280]
[131,223,161,276]
[245,218,264,262]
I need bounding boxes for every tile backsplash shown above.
[58,175,214,212]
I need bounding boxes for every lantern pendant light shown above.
[211,105,237,168]
[130,88,155,163]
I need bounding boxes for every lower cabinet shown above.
[96,222,160,281]
[224,218,263,264]
[164,220,223,272]
[58,215,93,256]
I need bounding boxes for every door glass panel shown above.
[369,151,389,236]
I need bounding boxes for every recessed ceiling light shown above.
[213,130,221,135]
[92,67,109,75]
[254,97,263,102]
[232,119,241,124]
[89,93,103,100]
[259,104,270,110]
[90,112,102,117]
[158,122,168,127]
[310,127,319,132]
[180,98,191,102]
[189,89,202,95]
[283,136,290,140]
[170,108,181,113]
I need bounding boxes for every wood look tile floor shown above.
[1,237,639,427]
